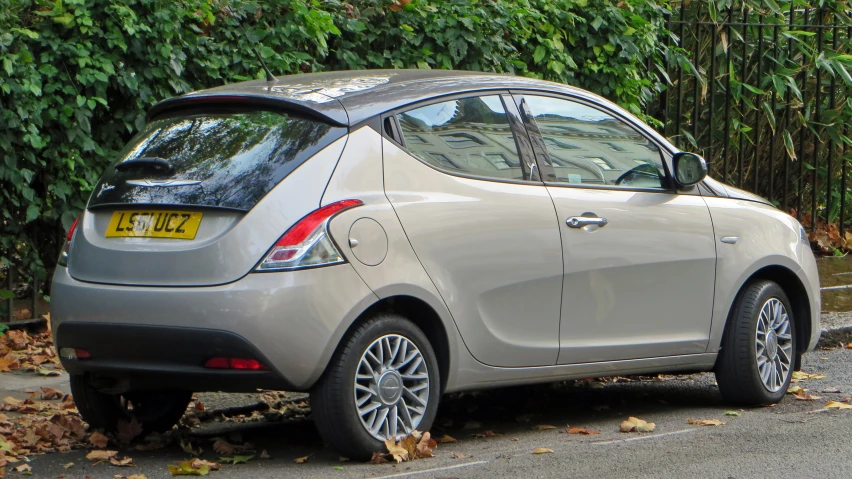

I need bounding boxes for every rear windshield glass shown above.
[88,110,347,211]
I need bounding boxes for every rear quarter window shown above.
[88,110,347,211]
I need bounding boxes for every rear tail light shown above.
[59,347,90,360]
[57,215,81,267]
[204,357,269,371]
[257,199,363,271]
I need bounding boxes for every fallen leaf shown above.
[437,434,457,444]
[86,450,118,463]
[620,417,655,433]
[123,475,148,479]
[471,430,501,438]
[0,355,17,372]
[260,450,270,459]
[567,427,600,435]
[384,438,409,463]
[791,371,826,381]
[532,424,557,430]
[787,385,806,394]
[40,387,63,400]
[109,456,135,467]
[13,464,30,473]
[293,455,310,464]
[88,432,109,449]
[369,451,390,464]
[218,455,254,465]
[793,390,823,401]
[6,331,29,350]
[189,459,219,471]
[825,401,852,410]
[452,452,466,459]
[37,368,60,377]
[179,441,202,457]
[821,387,843,393]
[333,466,344,471]
[63,462,74,469]
[212,439,235,455]
[338,456,349,462]
[724,411,741,417]
[116,418,143,443]
[415,431,437,458]
[687,418,725,426]
[532,447,554,454]
[167,460,209,476]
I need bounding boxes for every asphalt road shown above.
[26,348,852,479]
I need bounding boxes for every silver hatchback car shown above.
[52,70,820,459]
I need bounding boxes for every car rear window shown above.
[88,110,347,211]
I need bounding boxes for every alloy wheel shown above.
[354,334,430,441]
[754,298,793,392]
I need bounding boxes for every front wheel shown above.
[70,375,192,434]
[715,280,796,405]
[312,314,441,460]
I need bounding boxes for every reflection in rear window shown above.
[88,110,346,211]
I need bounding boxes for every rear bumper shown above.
[51,264,378,391]
[58,323,295,392]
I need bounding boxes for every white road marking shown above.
[591,428,698,445]
[820,284,852,291]
[365,460,488,479]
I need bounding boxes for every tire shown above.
[715,280,796,405]
[70,375,192,434]
[312,313,441,460]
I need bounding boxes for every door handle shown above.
[566,215,608,229]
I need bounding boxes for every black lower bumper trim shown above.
[56,322,296,392]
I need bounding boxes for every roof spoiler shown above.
[146,93,349,127]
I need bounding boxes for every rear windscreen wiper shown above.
[115,157,174,174]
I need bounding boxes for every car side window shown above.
[520,95,665,189]
[397,95,531,181]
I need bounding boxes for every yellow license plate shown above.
[106,210,203,239]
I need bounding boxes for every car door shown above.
[382,93,564,367]
[513,93,717,364]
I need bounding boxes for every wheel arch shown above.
[335,295,452,394]
[718,264,811,370]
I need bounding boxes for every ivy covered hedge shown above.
[0,0,673,286]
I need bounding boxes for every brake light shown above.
[257,199,363,271]
[57,215,81,267]
[66,216,80,242]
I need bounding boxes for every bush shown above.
[0,0,672,287]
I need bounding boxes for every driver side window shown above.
[521,95,665,189]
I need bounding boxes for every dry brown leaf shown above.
[567,427,600,435]
[190,459,220,471]
[109,456,134,467]
[620,417,655,433]
[13,464,30,473]
[532,447,554,454]
[260,450,270,459]
[471,430,501,438]
[384,438,409,463]
[369,451,390,464]
[532,424,557,430]
[791,371,826,381]
[6,331,29,351]
[0,355,17,373]
[437,434,457,444]
[821,387,843,393]
[86,449,117,462]
[787,385,806,394]
[212,438,235,455]
[793,390,823,401]
[40,387,63,400]
[415,431,437,458]
[116,418,143,443]
[687,418,725,426]
[825,401,852,409]
[293,455,310,464]
[452,452,466,459]
[88,432,109,449]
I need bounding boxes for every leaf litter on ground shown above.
[687,418,725,426]
[620,417,655,433]
[567,426,600,435]
[370,431,437,464]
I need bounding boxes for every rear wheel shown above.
[715,280,796,405]
[70,375,191,434]
[312,314,441,460]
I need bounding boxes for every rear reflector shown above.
[204,357,269,371]
[59,347,90,360]
[66,216,80,242]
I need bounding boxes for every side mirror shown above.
[672,152,708,187]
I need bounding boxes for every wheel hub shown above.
[765,330,778,359]
[378,371,403,404]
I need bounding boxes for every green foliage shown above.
[1,0,673,282]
